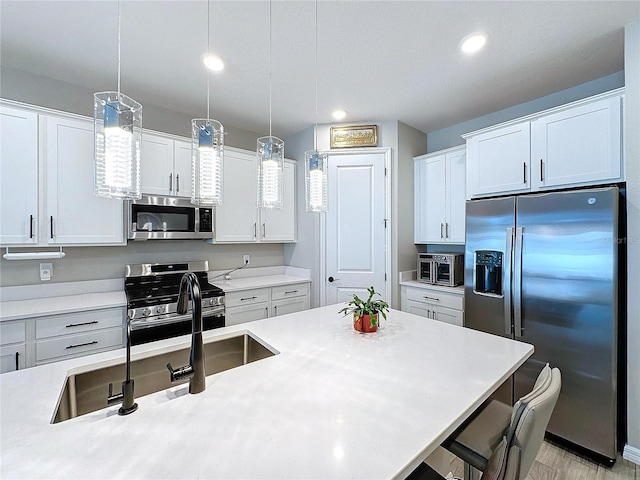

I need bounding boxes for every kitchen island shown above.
[0,305,532,479]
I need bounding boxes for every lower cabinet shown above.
[225,282,310,327]
[0,322,27,373]
[0,308,125,372]
[400,283,464,327]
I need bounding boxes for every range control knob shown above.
[141,308,151,317]
[156,305,166,315]
[209,298,217,306]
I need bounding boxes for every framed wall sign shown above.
[330,125,378,148]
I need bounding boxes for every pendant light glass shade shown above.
[304,149,328,212]
[191,119,224,206]
[257,136,284,209]
[94,91,142,199]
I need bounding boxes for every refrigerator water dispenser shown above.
[474,250,503,295]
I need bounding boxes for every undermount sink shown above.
[52,332,277,424]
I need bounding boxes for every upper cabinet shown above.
[0,101,125,247]
[414,146,466,244]
[464,89,623,199]
[140,132,192,199]
[0,105,39,245]
[214,148,296,243]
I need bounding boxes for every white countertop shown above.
[0,279,126,322]
[211,273,311,292]
[0,305,532,480]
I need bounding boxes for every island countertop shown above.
[0,305,532,480]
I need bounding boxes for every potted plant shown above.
[339,286,390,333]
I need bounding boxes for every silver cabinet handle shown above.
[523,162,527,184]
[66,320,98,328]
[253,223,257,238]
[176,174,180,192]
[274,305,277,315]
[50,216,54,238]
[169,173,173,192]
[262,223,266,239]
[29,214,34,239]
[427,309,431,319]
[440,223,444,239]
[66,340,98,350]
[540,159,544,181]
[446,223,449,238]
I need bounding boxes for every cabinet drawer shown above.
[271,283,309,301]
[1,322,26,346]
[225,289,269,307]
[36,308,123,339]
[36,328,123,363]
[404,287,463,310]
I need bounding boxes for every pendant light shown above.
[257,0,284,210]
[94,0,142,200]
[305,0,328,213]
[191,0,225,206]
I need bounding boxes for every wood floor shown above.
[439,440,638,480]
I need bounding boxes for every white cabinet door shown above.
[446,149,466,243]
[215,149,258,242]
[45,115,125,245]
[532,96,622,189]
[226,304,269,326]
[271,296,310,317]
[261,161,296,242]
[0,344,26,373]
[173,139,192,199]
[140,133,174,196]
[431,305,463,327]
[0,105,39,245]
[404,299,429,318]
[467,121,531,198]
[414,154,446,243]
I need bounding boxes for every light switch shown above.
[40,262,53,281]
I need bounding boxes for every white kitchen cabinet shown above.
[464,89,623,199]
[0,104,39,245]
[0,321,28,373]
[532,95,622,189]
[140,132,192,198]
[414,146,466,244]
[224,282,310,327]
[465,121,531,199]
[1,101,125,247]
[214,148,296,243]
[34,308,124,365]
[45,115,125,245]
[401,283,464,327]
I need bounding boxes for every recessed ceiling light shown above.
[332,109,347,120]
[202,53,225,72]
[460,33,487,54]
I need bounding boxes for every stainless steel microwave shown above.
[127,195,213,240]
[418,253,464,286]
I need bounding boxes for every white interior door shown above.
[326,151,387,305]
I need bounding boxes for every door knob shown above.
[328,276,339,283]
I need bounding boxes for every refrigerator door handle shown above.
[513,227,524,338]
[504,227,514,336]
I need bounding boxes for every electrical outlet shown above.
[243,255,250,265]
[40,262,53,282]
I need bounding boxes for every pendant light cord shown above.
[207,0,211,122]
[269,0,273,138]
[117,0,121,98]
[313,0,318,150]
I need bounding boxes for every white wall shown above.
[623,21,640,464]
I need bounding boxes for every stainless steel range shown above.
[124,261,225,345]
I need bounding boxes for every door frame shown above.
[319,147,392,306]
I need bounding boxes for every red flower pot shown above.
[354,313,378,333]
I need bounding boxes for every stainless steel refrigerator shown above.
[464,186,623,463]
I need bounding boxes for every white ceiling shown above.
[1,1,638,139]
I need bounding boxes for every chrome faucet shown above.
[107,317,138,415]
[166,272,206,394]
